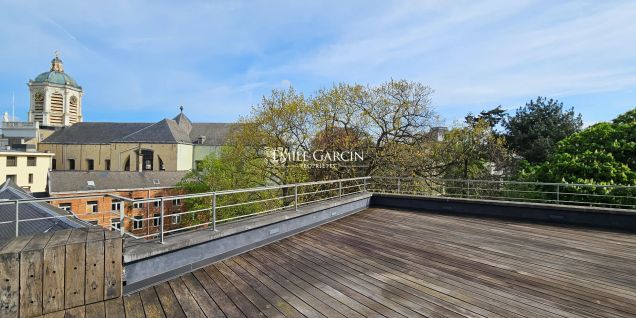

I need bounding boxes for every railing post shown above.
[556,184,560,204]
[363,178,367,192]
[15,200,19,237]
[466,180,471,198]
[119,200,125,236]
[339,181,342,198]
[397,178,401,194]
[212,192,217,231]
[160,198,165,244]
[294,186,298,211]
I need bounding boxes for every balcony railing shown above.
[369,176,636,210]
[0,177,369,241]
[2,176,634,240]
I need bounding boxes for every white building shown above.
[0,150,54,194]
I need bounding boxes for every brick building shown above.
[47,170,188,236]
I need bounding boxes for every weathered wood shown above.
[138,287,166,318]
[168,278,206,318]
[65,230,87,309]
[20,233,53,318]
[64,305,85,318]
[85,230,105,304]
[85,301,105,318]
[42,230,72,314]
[103,234,122,300]
[103,297,125,318]
[122,294,144,318]
[153,282,186,318]
[0,235,32,318]
[43,310,66,318]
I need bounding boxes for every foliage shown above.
[503,96,583,164]
[432,120,513,180]
[465,106,507,129]
[518,108,636,207]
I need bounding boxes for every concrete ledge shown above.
[123,193,371,294]
[371,193,636,232]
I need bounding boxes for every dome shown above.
[31,56,81,89]
[33,71,80,88]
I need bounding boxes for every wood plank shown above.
[138,287,166,318]
[64,305,85,318]
[43,311,66,318]
[192,270,245,318]
[43,230,71,314]
[203,265,263,317]
[65,230,87,309]
[85,231,105,304]
[0,235,32,318]
[123,293,145,318]
[168,278,206,318]
[103,235,122,300]
[222,258,309,318]
[213,262,285,318]
[20,233,53,318]
[180,273,225,318]
[103,297,125,318]
[85,302,105,318]
[153,283,186,318]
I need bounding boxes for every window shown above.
[105,159,111,171]
[87,201,98,213]
[172,199,181,206]
[68,159,75,170]
[133,216,143,230]
[153,200,161,208]
[111,218,121,230]
[124,156,130,171]
[111,200,121,212]
[27,157,36,166]
[171,214,181,224]
[6,175,17,183]
[59,203,72,212]
[153,214,161,227]
[6,156,17,167]
[28,174,34,184]
[133,198,144,209]
[52,159,56,170]
[87,159,94,170]
[159,157,165,171]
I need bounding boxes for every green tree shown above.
[524,108,636,185]
[504,97,583,163]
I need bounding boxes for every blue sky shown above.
[0,0,634,126]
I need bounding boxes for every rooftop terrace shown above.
[47,207,636,317]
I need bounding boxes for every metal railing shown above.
[117,177,369,242]
[4,175,634,240]
[369,177,636,211]
[0,177,369,241]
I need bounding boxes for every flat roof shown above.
[58,207,636,316]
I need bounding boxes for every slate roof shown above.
[190,123,233,146]
[41,112,231,146]
[42,122,152,144]
[114,119,192,144]
[0,180,86,240]
[49,171,188,193]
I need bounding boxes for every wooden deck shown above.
[53,207,636,317]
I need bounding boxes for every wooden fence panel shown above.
[0,235,33,318]
[19,233,53,318]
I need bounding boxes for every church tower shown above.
[27,53,83,128]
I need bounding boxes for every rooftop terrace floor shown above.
[82,208,636,317]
